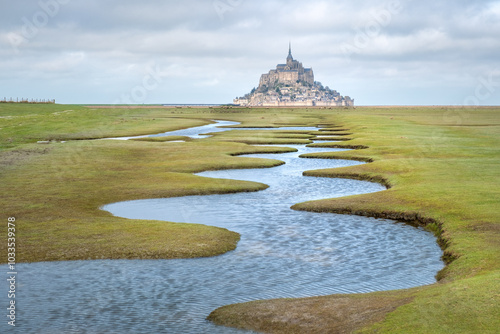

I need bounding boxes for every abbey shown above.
[234,44,354,107]
[259,43,315,87]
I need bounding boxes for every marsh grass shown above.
[130,135,191,142]
[0,104,210,149]
[312,136,353,141]
[1,138,299,261]
[207,106,500,333]
[2,105,499,332]
[1,104,307,261]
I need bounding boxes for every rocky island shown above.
[234,44,354,107]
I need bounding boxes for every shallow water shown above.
[1,122,444,333]
[103,120,317,140]
[103,120,238,140]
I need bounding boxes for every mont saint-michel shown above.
[234,44,354,107]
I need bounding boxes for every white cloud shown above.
[0,0,499,105]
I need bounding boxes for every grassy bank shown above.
[207,106,500,333]
[1,104,322,262]
[2,104,499,332]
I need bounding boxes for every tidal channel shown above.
[2,121,444,333]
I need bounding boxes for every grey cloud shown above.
[0,0,499,105]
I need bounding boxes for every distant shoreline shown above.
[81,104,500,109]
[83,104,226,109]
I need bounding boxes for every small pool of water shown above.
[1,121,444,333]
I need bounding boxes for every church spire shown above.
[287,42,293,61]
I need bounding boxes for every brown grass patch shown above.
[208,292,414,334]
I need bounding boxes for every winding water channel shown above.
[3,121,444,333]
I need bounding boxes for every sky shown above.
[1,0,499,105]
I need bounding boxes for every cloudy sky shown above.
[1,0,499,105]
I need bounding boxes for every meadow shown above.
[1,104,498,333]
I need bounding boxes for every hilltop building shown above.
[234,44,354,107]
[259,43,314,87]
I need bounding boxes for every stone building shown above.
[259,43,314,88]
[234,44,354,107]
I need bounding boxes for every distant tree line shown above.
[1,97,55,104]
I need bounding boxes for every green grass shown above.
[1,138,299,262]
[1,104,499,332]
[207,129,314,145]
[0,104,210,149]
[130,135,191,142]
[206,106,500,333]
[0,104,310,262]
